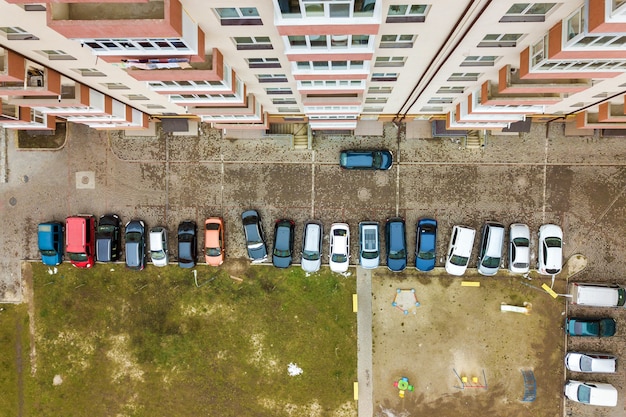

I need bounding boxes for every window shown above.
[572,34,626,48]
[256,74,288,83]
[301,1,364,18]
[461,56,498,67]
[287,34,371,49]
[215,7,262,25]
[447,72,481,82]
[420,106,443,112]
[234,36,272,50]
[372,72,398,81]
[531,36,547,67]
[613,0,626,15]
[500,3,556,22]
[365,97,388,104]
[566,8,585,41]
[272,97,297,105]
[368,86,393,94]
[363,106,384,113]
[278,107,301,113]
[124,94,149,100]
[100,83,130,90]
[247,57,281,69]
[428,97,454,104]
[386,4,429,23]
[298,80,364,89]
[0,27,38,40]
[24,4,46,11]
[83,38,191,53]
[375,56,406,67]
[380,34,416,48]
[37,50,76,60]
[144,104,166,109]
[437,86,465,94]
[73,68,106,77]
[296,60,364,71]
[265,87,293,95]
[478,33,523,48]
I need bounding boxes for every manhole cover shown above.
[81,176,90,185]
[9,197,16,206]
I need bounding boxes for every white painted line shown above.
[541,134,549,223]
[311,150,316,218]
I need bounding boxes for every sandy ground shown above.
[371,270,565,417]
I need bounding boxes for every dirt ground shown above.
[371,270,566,417]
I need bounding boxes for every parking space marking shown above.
[311,150,316,219]
[541,134,549,223]
[165,133,170,223]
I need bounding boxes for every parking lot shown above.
[1,120,625,416]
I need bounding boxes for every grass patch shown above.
[0,303,29,416]
[17,123,66,149]
[23,263,357,417]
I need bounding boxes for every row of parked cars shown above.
[563,282,625,407]
[37,215,226,269]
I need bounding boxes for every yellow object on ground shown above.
[541,283,558,298]
[461,281,480,287]
[353,382,358,401]
[352,294,358,312]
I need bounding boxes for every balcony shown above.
[278,0,375,19]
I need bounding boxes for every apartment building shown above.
[0,0,625,133]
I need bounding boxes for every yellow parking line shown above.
[353,382,358,401]
[352,294,358,312]
[461,281,480,287]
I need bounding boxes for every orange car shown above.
[204,217,225,266]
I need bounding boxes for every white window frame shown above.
[368,86,393,94]
[380,34,416,48]
[387,4,429,17]
[478,33,524,47]
[461,56,498,67]
[374,56,406,67]
[294,60,366,72]
[437,86,465,94]
[215,7,259,19]
[286,34,372,50]
[565,6,586,42]
[501,3,557,21]
[298,79,365,90]
[447,72,481,82]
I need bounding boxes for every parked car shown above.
[178,220,197,268]
[339,150,393,170]
[477,221,505,276]
[149,226,168,267]
[415,218,437,272]
[124,220,146,270]
[359,221,380,269]
[508,223,530,274]
[386,217,407,272]
[564,380,618,407]
[330,223,350,273]
[241,210,267,263]
[538,224,562,275]
[37,222,64,266]
[565,352,617,373]
[569,282,625,307]
[204,217,225,266]
[299,221,322,273]
[66,215,96,269]
[96,214,121,262]
[567,318,616,337]
[445,225,476,276]
[273,219,295,268]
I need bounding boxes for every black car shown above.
[124,220,146,270]
[273,219,295,268]
[96,214,121,262]
[178,220,197,268]
[385,217,407,272]
[242,210,268,262]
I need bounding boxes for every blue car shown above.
[416,218,437,271]
[567,318,616,337]
[37,222,64,266]
[273,219,295,268]
[340,150,393,170]
[385,217,407,272]
[242,210,268,263]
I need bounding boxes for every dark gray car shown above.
[177,220,197,268]
[273,219,295,268]
[96,214,121,262]
[242,210,267,262]
[124,220,145,270]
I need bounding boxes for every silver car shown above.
[508,223,530,274]
[301,221,323,273]
[359,222,379,269]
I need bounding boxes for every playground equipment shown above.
[453,369,488,390]
[520,369,536,402]
[391,288,420,315]
[500,302,532,315]
[393,376,414,398]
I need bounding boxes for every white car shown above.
[508,223,530,274]
[565,352,617,373]
[445,225,475,276]
[359,221,379,269]
[149,226,168,267]
[538,224,562,275]
[329,223,350,273]
[564,380,618,407]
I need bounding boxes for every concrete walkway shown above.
[356,266,373,417]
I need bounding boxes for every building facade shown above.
[0,0,625,132]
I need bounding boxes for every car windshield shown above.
[389,249,406,260]
[302,250,320,261]
[332,253,347,263]
[372,153,382,168]
[151,250,166,260]
[274,249,290,257]
[513,237,529,247]
[41,249,58,256]
[577,385,591,404]
[482,256,500,268]
[68,252,87,262]
[450,254,468,266]
[544,237,561,248]
[513,262,529,269]
[418,250,435,260]
[126,232,141,243]
[206,247,221,257]
[579,356,592,372]
[362,251,378,260]
[98,225,115,234]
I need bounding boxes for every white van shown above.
[477,222,505,276]
[569,283,625,307]
[445,225,475,276]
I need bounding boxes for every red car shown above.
[204,217,225,266]
[65,215,96,268]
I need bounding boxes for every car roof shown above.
[452,226,475,255]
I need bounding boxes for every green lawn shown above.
[4,263,357,417]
